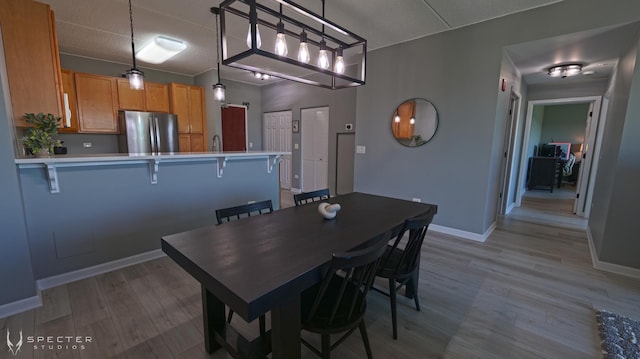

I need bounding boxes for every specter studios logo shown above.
[5,329,92,355]
[6,330,23,356]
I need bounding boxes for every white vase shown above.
[34,148,50,158]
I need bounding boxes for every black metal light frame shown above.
[217,0,366,90]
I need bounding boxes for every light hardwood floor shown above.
[2,190,639,358]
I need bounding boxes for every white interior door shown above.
[301,107,329,192]
[263,111,292,189]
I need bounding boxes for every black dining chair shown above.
[372,215,433,340]
[214,199,273,336]
[215,199,273,224]
[294,188,330,206]
[300,232,390,359]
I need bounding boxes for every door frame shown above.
[498,90,521,215]
[221,104,248,151]
[514,96,604,217]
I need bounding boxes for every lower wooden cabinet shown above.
[75,73,118,133]
[179,134,205,152]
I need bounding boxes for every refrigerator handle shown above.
[149,116,157,154]
[154,116,162,154]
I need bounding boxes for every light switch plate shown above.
[356,145,366,154]
[294,143,299,149]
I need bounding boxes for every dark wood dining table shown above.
[161,192,437,359]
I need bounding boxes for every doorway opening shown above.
[506,96,605,219]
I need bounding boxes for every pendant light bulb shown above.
[334,47,345,74]
[127,69,144,90]
[410,117,416,125]
[394,113,400,123]
[213,83,226,102]
[297,31,310,63]
[274,21,288,56]
[246,24,262,49]
[318,40,330,69]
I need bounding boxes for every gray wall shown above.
[18,158,279,279]
[589,33,640,267]
[60,54,193,84]
[194,71,263,151]
[0,71,37,306]
[261,80,357,193]
[353,0,640,235]
[539,103,589,145]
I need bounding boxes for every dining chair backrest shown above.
[303,232,389,327]
[294,188,330,206]
[215,200,273,224]
[381,215,433,277]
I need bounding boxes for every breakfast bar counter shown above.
[14,151,289,284]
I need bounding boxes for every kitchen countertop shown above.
[15,151,290,164]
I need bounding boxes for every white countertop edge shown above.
[15,151,291,165]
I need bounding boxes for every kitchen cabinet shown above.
[116,78,146,111]
[170,83,206,152]
[0,0,63,127]
[117,80,169,113]
[75,73,118,133]
[144,83,170,113]
[59,69,78,133]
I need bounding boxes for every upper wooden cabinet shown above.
[0,0,63,127]
[116,78,146,111]
[75,73,118,133]
[145,83,170,113]
[59,69,78,133]
[117,80,170,113]
[170,83,206,152]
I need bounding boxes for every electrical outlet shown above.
[82,142,92,148]
[346,123,353,130]
[412,198,421,203]
[356,145,366,154]
[294,143,299,149]
[249,142,253,148]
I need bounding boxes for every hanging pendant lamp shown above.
[212,7,226,102]
[125,0,144,90]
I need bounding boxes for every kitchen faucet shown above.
[212,134,222,152]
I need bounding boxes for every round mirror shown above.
[391,98,438,147]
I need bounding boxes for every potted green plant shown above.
[21,113,62,157]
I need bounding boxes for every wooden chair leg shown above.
[411,274,421,312]
[321,334,331,359]
[389,277,398,340]
[359,321,373,359]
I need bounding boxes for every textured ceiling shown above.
[42,0,573,85]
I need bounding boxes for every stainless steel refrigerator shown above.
[118,111,179,154]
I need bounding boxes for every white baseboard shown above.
[586,226,640,279]
[37,249,166,290]
[429,222,496,243]
[0,294,42,319]
[505,202,515,215]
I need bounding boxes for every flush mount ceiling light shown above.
[216,0,366,90]
[548,64,583,78]
[125,0,144,90]
[136,36,187,64]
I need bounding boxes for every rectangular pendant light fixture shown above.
[217,0,366,90]
[136,36,187,64]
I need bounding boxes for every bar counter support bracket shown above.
[149,159,160,184]
[267,155,281,174]
[45,164,60,194]
[216,157,228,178]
